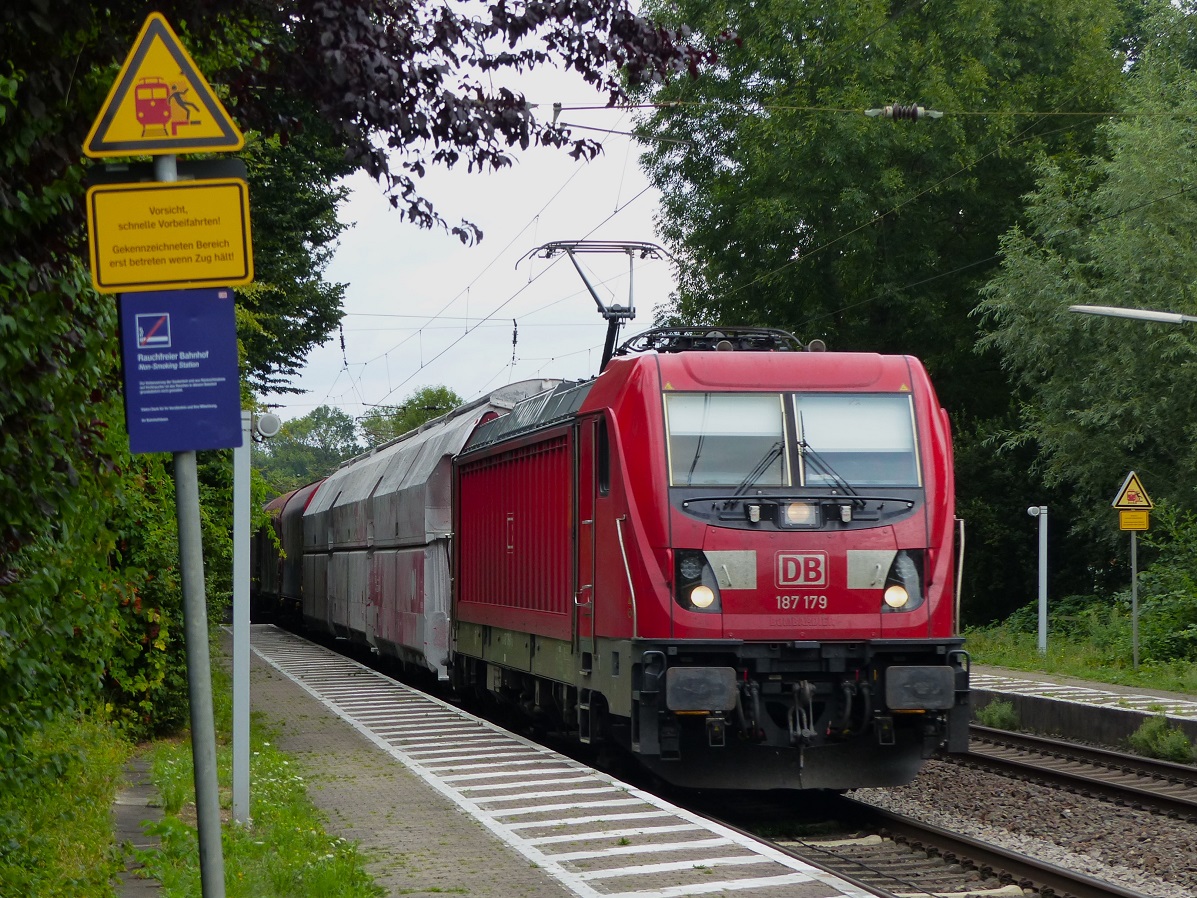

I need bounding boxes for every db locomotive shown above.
[254,327,970,790]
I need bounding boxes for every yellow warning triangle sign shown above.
[1112,471,1153,510]
[84,13,244,158]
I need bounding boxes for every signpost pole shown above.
[1131,531,1139,670]
[1111,471,1150,671]
[158,153,226,898]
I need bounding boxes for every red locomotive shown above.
[256,327,969,790]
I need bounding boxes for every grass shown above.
[974,699,1019,730]
[962,625,1197,695]
[1127,714,1194,763]
[964,624,1197,762]
[136,666,384,898]
[0,714,131,898]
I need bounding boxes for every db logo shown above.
[777,552,828,587]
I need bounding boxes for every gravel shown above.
[851,758,1197,898]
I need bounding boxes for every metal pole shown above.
[1038,506,1048,656]
[1027,505,1048,655]
[232,411,251,824]
[1131,531,1139,669]
[174,451,227,898]
[158,151,225,897]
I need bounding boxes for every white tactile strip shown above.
[971,672,1197,721]
[251,625,875,898]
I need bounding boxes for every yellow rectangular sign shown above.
[1119,510,1150,531]
[86,178,253,293]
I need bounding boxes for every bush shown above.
[975,699,1020,730]
[1127,714,1193,763]
[0,714,130,898]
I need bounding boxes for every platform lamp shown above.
[232,410,283,826]
[1069,304,1197,325]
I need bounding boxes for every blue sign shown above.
[120,288,242,453]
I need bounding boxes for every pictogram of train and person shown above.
[134,72,203,137]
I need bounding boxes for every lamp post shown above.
[1027,506,1048,655]
[1069,304,1197,325]
[232,411,282,825]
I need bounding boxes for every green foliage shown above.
[964,619,1197,694]
[254,405,364,494]
[141,723,382,898]
[634,0,1128,620]
[977,2,1197,540]
[359,385,465,447]
[975,699,1020,730]
[0,714,130,898]
[1127,714,1194,763]
[238,129,353,395]
[1133,504,1197,662]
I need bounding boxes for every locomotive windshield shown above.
[665,393,789,487]
[664,392,921,489]
[796,394,920,487]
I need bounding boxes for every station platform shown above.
[247,624,876,898]
[115,630,1197,897]
[971,664,1197,748]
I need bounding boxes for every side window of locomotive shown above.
[664,393,789,487]
[794,394,920,487]
[597,418,610,497]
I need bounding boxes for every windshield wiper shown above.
[731,440,784,500]
[798,438,865,507]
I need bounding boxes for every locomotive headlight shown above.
[675,550,722,613]
[782,502,819,527]
[881,550,925,613]
[690,585,716,608]
[883,585,910,608]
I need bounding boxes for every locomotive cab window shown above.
[795,394,920,487]
[665,393,789,487]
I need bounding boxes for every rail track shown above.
[687,790,1159,898]
[965,725,1197,820]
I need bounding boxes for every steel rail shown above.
[835,796,1159,898]
[966,726,1197,820]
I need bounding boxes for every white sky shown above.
[259,73,679,424]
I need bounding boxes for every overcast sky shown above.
[260,72,679,425]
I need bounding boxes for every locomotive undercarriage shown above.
[452,621,969,791]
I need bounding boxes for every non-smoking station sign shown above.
[120,289,242,454]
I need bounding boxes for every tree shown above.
[238,128,355,395]
[359,385,464,446]
[634,0,1125,418]
[0,0,707,774]
[632,0,1130,621]
[255,406,364,494]
[977,2,1197,540]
